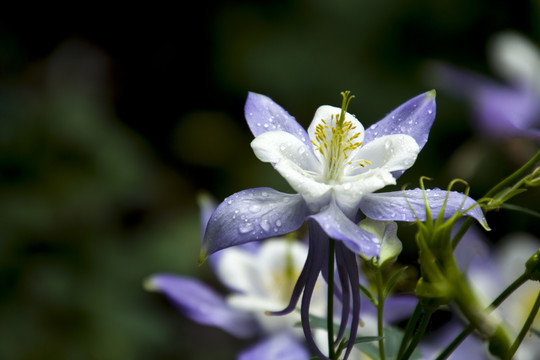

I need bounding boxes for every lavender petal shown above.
[146,274,257,338]
[245,92,311,147]
[359,188,489,229]
[202,187,308,258]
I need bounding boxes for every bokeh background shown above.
[1,1,539,359]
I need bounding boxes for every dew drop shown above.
[227,199,233,205]
[257,122,261,127]
[249,204,261,212]
[261,191,269,197]
[280,144,287,151]
[260,219,270,232]
[371,123,378,129]
[298,147,306,155]
[276,219,282,227]
[264,124,269,128]
[428,109,433,114]
[238,223,253,234]
[343,183,352,190]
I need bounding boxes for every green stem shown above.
[397,304,422,359]
[399,309,433,360]
[376,268,386,360]
[435,273,529,360]
[327,239,336,360]
[484,150,540,200]
[504,290,540,360]
[452,150,540,249]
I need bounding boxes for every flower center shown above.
[311,91,371,183]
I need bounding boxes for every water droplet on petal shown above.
[262,191,269,197]
[428,109,433,114]
[239,223,253,234]
[343,183,352,190]
[260,219,270,232]
[298,147,306,155]
[276,219,282,227]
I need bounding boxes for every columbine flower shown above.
[431,31,540,141]
[202,91,488,359]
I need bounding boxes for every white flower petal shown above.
[272,160,331,212]
[251,131,321,173]
[307,105,364,163]
[346,134,419,176]
[334,168,396,217]
[216,247,261,294]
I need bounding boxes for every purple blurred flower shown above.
[432,31,540,141]
[147,237,320,360]
[202,91,488,359]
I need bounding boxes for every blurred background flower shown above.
[0,1,538,359]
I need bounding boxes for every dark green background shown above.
[1,1,538,359]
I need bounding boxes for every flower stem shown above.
[376,268,386,360]
[484,149,540,200]
[399,309,433,360]
[435,273,529,359]
[327,238,336,360]
[504,289,540,360]
[397,303,422,359]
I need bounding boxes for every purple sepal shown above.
[245,92,311,147]
[147,274,258,338]
[202,187,308,257]
[364,91,436,152]
[309,200,380,257]
[238,333,310,360]
[359,188,489,229]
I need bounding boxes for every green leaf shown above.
[384,266,408,298]
[354,336,383,344]
[359,283,378,306]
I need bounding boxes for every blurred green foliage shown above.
[0,0,538,359]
